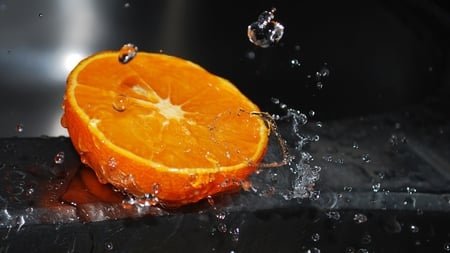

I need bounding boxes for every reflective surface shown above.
[1,0,449,137]
[1,0,450,252]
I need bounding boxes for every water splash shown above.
[247,8,285,48]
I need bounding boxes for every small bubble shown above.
[247,8,285,48]
[118,43,138,64]
[112,94,129,112]
[16,123,24,133]
[54,151,65,164]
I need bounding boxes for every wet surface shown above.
[1,0,450,252]
[1,100,450,252]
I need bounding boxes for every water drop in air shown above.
[247,8,285,48]
[54,151,65,164]
[118,43,138,64]
[16,123,24,133]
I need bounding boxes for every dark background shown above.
[0,0,449,137]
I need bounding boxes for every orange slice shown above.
[61,51,269,206]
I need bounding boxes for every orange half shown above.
[61,51,269,206]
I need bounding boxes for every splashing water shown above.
[118,43,138,64]
[247,8,285,48]
[245,97,321,202]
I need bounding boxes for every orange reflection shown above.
[61,165,123,205]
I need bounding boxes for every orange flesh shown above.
[62,51,269,206]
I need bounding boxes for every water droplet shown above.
[316,82,323,89]
[361,153,371,163]
[444,242,450,251]
[372,183,381,192]
[230,227,240,242]
[38,13,43,18]
[353,213,367,224]
[290,59,301,68]
[410,224,419,233]
[16,215,25,232]
[118,43,138,64]
[124,2,130,8]
[54,151,65,164]
[311,233,320,242]
[16,123,24,133]
[104,241,114,251]
[217,222,227,233]
[112,94,129,112]
[406,186,417,194]
[315,66,330,80]
[247,8,285,48]
[215,211,227,220]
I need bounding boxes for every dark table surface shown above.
[1,0,450,252]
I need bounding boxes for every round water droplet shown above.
[38,13,43,18]
[290,59,301,68]
[444,242,450,251]
[247,9,285,48]
[112,94,129,112]
[54,151,65,164]
[118,43,138,64]
[104,242,114,251]
[410,224,419,233]
[16,123,24,133]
